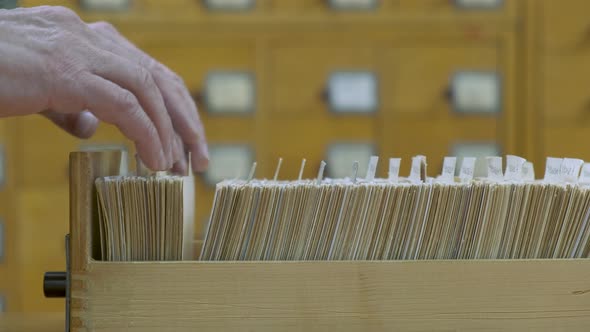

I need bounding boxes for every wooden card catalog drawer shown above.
[203,0,255,11]
[451,71,501,114]
[85,0,262,17]
[204,71,256,114]
[79,0,130,11]
[269,0,389,13]
[397,0,513,16]
[271,46,376,114]
[327,71,378,114]
[542,55,590,122]
[381,46,499,115]
[540,0,590,51]
[327,0,378,11]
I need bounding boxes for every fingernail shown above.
[196,155,209,172]
[76,112,99,138]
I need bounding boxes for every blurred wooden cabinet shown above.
[379,42,512,175]
[538,0,590,51]
[527,0,590,169]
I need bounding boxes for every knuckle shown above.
[142,58,160,71]
[117,91,138,111]
[154,64,184,85]
[46,6,79,21]
[93,21,117,33]
[137,67,156,88]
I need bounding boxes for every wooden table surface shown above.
[0,313,63,332]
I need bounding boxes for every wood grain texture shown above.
[70,259,590,331]
[70,151,124,273]
[538,0,590,51]
[69,151,124,331]
[0,313,63,332]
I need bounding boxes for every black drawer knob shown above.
[43,271,66,298]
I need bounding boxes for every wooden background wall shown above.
[0,0,587,312]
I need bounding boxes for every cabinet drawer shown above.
[540,0,590,51]
[24,0,263,18]
[271,46,377,114]
[381,46,500,115]
[270,0,513,16]
[269,0,392,13]
[398,0,513,15]
[139,0,263,16]
[542,55,590,122]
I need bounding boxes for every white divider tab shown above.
[440,157,456,183]
[352,161,359,183]
[388,158,401,182]
[560,158,584,183]
[579,163,590,184]
[365,156,379,181]
[544,157,562,183]
[298,158,306,181]
[504,155,526,181]
[317,160,326,184]
[459,157,476,183]
[522,162,535,182]
[247,162,257,182]
[273,158,283,181]
[486,156,503,181]
[409,155,426,183]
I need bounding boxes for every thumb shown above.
[41,110,99,139]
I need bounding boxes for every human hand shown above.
[0,6,208,173]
